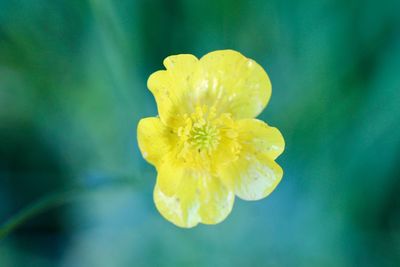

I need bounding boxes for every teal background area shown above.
[1,0,400,266]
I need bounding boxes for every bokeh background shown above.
[1,0,400,266]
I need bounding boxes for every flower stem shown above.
[0,178,135,240]
[0,189,81,240]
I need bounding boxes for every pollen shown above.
[177,105,228,165]
[191,120,220,153]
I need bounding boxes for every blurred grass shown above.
[1,0,400,266]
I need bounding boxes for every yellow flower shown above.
[137,50,284,227]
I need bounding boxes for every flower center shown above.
[177,105,221,155]
[177,106,231,168]
[175,105,240,170]
[190,120,220,153]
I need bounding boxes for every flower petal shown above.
[236,119,285,160]
[197,174,235,225]
[137,117,177,167]
[219,153,283,201]
[147,54,200,126]
[154,168,234,228]
[154,170,199,228]
[147,50,271,127]
[218,119,284,200]
[199,50,271,119]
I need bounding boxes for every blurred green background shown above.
[1,0,400,266]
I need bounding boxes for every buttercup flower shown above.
[137,50,284,227]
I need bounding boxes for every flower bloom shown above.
[137,50,284,227]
